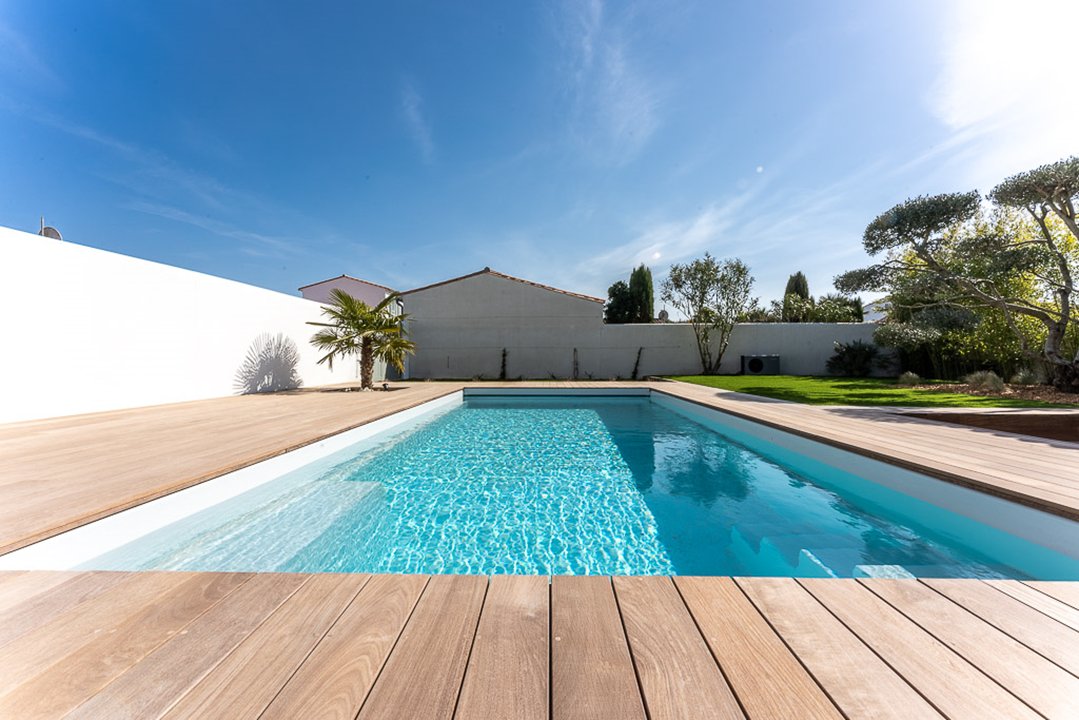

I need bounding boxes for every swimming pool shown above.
[5,389,1078,578]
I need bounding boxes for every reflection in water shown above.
[595,399,1044,578]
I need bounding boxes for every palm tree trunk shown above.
[360,336,374,390]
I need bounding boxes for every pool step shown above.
[852,564,916,579]
[727,528,838,578]
[145,480,384,571]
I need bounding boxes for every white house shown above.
[863,299,889,323]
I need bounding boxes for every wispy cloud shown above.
[581,199,750,286]
[925,0,1079,189]
[177,118,241,165]
[558,0,660,164]
[401,80,435,163]
[0,96,327,257]
[125,201,299,256]
[0,20,64,90]
[535,157,885,302]
[13,103,249,211]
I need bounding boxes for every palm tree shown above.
[309,289,416,390]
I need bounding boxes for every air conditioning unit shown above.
[741,355,780,375]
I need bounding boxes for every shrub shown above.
[896,371,921,386]
[826,340,879,377]
[1009,368,1039,385]
[963,370,1005,392]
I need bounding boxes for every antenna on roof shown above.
[38,216,63,241]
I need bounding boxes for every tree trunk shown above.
[1050,361,1079,393]
[360,337,374,390]
[692,324,713,374]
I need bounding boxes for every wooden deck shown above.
[1,571,1077,719]
[2,381,1078,718]
[1,380,1076,556]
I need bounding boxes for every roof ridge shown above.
[401,267,603,303]
[297,274,397,292]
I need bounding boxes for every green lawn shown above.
[667,375,1070,408]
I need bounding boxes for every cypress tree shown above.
[628,264,654,323]
[784,271,810,300]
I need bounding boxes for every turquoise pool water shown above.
[88,395,1079,578]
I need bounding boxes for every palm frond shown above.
[306,289,417,379]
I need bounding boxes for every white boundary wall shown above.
[403,272,879,379]
[0,226,354,423]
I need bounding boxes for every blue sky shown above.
[1,0,1075,305]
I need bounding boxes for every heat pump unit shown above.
[741,355,780,375]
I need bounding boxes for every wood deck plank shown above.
[0,572,1074,717]
[0,571,195,697]
[0,570,78,616]
[356,574,487,720]
[455,575,549,720]
[0,572,249,719]
[0,570,129,648]
[675,577,841,720]
[261,573,429,720]
[0,571,26,587]
[613,576,744,720]
[736,577,942,720]
[551,575,646,720]
[800,578,1041,720]
[1024,581,1079,610]
[987,580,1079,631]
[163,573,369,720]
[922,579,1079,677]
[862,578,1079,718]
[64,573,306,720]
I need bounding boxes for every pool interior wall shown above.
[2,388,1077,578]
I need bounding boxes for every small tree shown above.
[661,253,755,373]
[309,289,416,390]
[815,293,864,322]
[604,281,634,323]
[826,340,879,377]
[781,293,815,322]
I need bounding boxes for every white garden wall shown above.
[403,271,880,379]
[0,226,355,423]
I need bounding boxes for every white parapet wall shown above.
[0,226,355,423]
